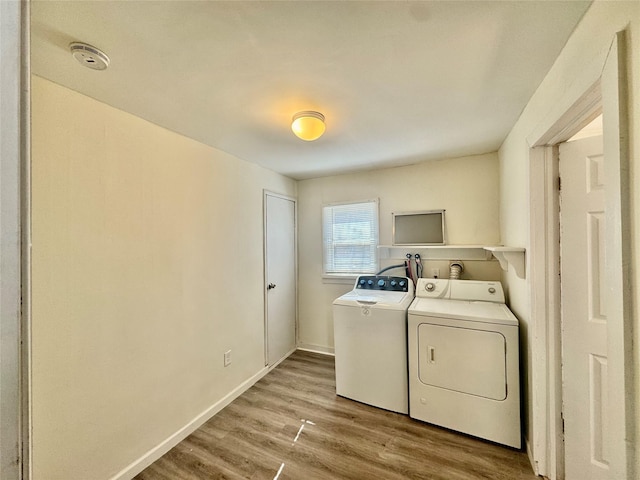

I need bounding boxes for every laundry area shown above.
[5,1,638,480]
[333,243,522,449]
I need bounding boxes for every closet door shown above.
[264,192,296,366]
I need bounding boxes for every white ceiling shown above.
[31,1,591,180]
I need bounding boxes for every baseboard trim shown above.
[525,437,540,477]
[267,347,298,370]
[297,344,335,356]
[109,366,270,480]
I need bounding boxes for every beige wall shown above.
[30,76,296,479]
[498,0,639,470]
[298,153,503,352]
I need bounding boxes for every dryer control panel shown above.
[415,278,505,303]
[417,278,451,298]
[356,275,411,292]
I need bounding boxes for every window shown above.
[322,200,379,275]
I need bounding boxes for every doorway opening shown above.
[528,31,633,480]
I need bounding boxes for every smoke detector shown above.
[69,42,110,70]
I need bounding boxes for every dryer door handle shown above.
[428,346,436,363]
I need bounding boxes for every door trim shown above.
[601,30,633,478]
[1,2,30,478]
[263,190,298,367]
[529,144,562,478]
[528,30,634,479]
[21,2,32,477]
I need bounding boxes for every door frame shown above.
[262,190,298,367]
[528,31,634,479]
[1,2,30,479]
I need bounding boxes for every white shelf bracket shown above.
[484,247,526,279]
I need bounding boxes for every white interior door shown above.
[264,192,296,366]
[559,135,609,478]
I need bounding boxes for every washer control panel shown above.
[356,275,410,292]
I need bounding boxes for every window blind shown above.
[322,200,379,275]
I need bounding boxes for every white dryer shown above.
[408,278,521,448]
[333,275,414,414]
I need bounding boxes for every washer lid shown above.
[333,289,413,309]
[409,298,518,325]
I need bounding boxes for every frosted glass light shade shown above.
[291,111,325,141]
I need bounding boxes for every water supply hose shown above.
[406,254,417,285]
[415,253,423,278]
[376,263,406,275]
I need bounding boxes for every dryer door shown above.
[417,323,507,400]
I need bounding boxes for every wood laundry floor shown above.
[135,350,538,480]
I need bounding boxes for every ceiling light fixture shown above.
[291,111,325,141]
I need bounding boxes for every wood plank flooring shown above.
[135,351,538,480]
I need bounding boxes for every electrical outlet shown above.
[224,350,231,367]
[431,268,440,278]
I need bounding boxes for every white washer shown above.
[333,275,414,414]
[408,278,521,448]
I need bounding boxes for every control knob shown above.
[367,279,373,286]
[399,280,406,287]
[359,279,366,286]
[390,280,397,287]
[377,279,386,287]
[425,282,436,292]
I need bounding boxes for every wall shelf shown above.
[378,245,526,279]
[378,245,490,261]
